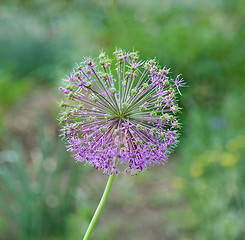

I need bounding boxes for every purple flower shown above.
[58,49,186,175]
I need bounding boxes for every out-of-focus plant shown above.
[1,0,244,100]
[0,72,33,136]
[166,92,245,240]
[0,73,33,108]
[0,118,90,240]
[0,2,96,85]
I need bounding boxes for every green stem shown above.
[83,174,115,240]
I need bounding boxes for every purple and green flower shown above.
[58,49,186,239]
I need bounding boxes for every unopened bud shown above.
[89,116,94,122]
[99,52,106,59]
[173,121,179,128]
[136,124,142,131]
[131,88,137,95]
[102,73,108,80]
[85,82,92,88]
[122,102,128,109]
[77,105,83,110]
[163,80,169,87]
[87,135,92,141]
[143,83,149,89]
[60,101,65,107]
[149,144,154,149]
[91,95,98,102]
[68,92,74,100]
[110,87,117,94]
[106,59,112,66]
[104,114,110,120]
[172,105,178,113]
[118,56,124,62]
[150,111,157,117]
[140,105,146,111]
[136,140,142,145]
[125,71,131,77]
[151,128,157,135]
[157,96,163,102]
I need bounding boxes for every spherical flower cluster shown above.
[58,49,186,175]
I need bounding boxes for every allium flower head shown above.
[58,49,186,175]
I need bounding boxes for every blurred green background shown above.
[0,0,245,239]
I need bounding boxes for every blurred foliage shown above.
[0,72,33,134]
[1,0,244,98]
[166,92,245,240]
[0,119,91,240]
[0,73,32,108]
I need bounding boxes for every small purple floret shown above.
[59,87,69,94]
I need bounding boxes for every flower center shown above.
[117,109,128,120]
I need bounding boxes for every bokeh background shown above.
[1,0,245,239]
